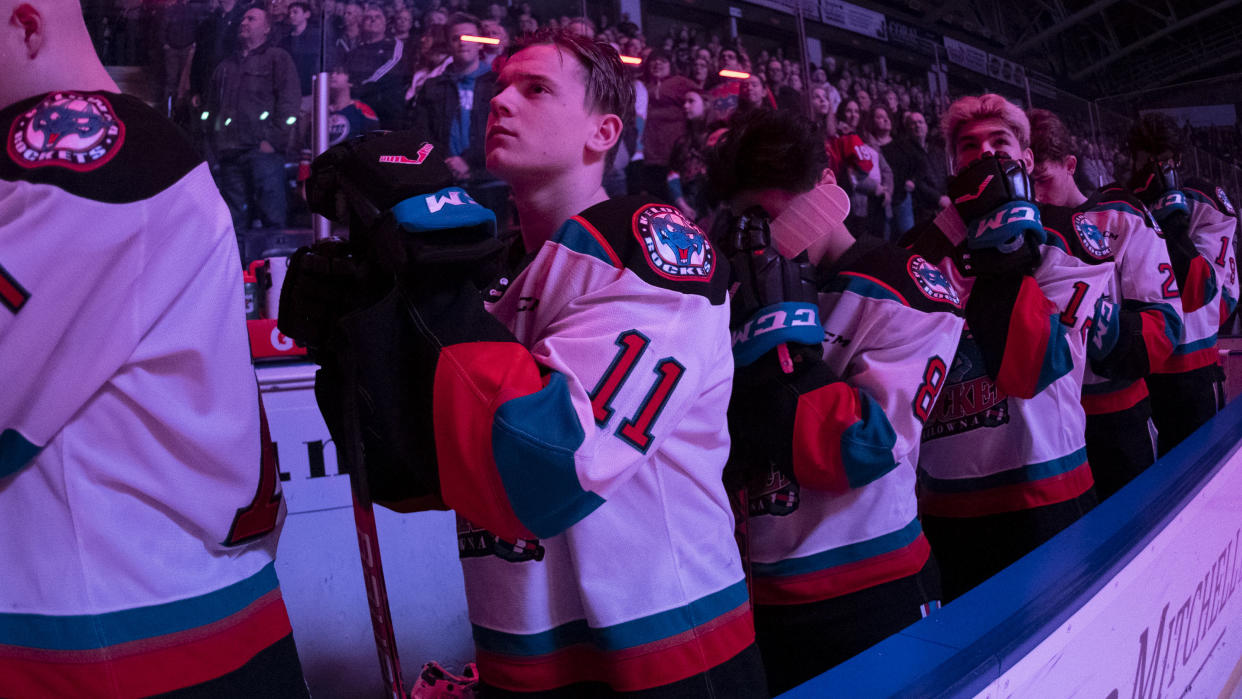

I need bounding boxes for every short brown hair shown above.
[446,12,480,32]
[1128,113,1184,158]
[511,28,635,131]
[1028,108,1075,164]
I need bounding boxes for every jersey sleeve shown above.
[1161,209,1217,313]
[834,300,963,486]
[1186,183,1239,325]
[728,346,900,494]
[428,216,732,543]
[964,251,1111,398]
[1090,207,1184,379]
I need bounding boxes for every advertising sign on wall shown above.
[819,0,888,40]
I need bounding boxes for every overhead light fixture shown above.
[460,34,500,45]
[620,55,643,65]
[719,69,750,79]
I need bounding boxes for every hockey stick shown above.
[339,349,407,699]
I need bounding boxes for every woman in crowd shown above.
[667,90,717,224]
[810,85,837,143]
[828,98,891,238]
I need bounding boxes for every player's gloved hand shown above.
[723,207,822,366]
[948,153,1044,253]
[944,154,1044,277]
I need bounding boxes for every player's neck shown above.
[513,171,609,252]
[1,63,118,111]
[809,229,857,267]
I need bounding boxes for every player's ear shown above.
[586,113,622,158]
[1065,154,1078,176]
[11,4,43,58]
[1020,147,1035,174]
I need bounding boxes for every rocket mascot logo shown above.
[633,204,716,281]
[8,92,125,172]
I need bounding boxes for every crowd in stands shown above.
[82,0,1237,241]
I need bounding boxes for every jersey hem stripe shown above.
[0,562,279,649]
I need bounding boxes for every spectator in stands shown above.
[190,0,246,109]
[267,0,292,45]
[718,46,741,72]
[634,50,696,200]
[409,12,507,222]
[765,58,799,112]
[809,85,837,142]
[326,64,379,145]
[344,3,408,128]
[892,111,950,225]
[156,0,199,113]
[734,73,770,119]
[283,1,333,100]
[861,104,896,237]
[336,1,361,54]
[564,16,595,39]
[391,7,414,44]
[479,18,508,67]
[854,86,872,113]
[829,98,889,238]
[667,90,715,223]
[689,56,710,90]
[207,6,300,232]
[517,13,538,36]
[405,24,451,102]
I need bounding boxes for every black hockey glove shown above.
[305,129,504,285]
[1129,158,1185,215]
[721,207,833,492]
[947,154,1044,276]
[277,238,390,359]
[723,207,823,368]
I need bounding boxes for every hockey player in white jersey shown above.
[0,0,308,696]
[291,28,766,697]
[1122,113,1238,454]
[708,110,964,694]
[901,95,1114,600]
[1028,109,1183,498]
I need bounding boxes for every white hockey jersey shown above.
[1157,179,1239,375]
[914,239,1114,518]
[0,92,293,697]
[1040,193,1183,414]
[435,199,752,693]
[744,240,964,606]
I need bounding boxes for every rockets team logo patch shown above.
[908,256,961,307]
[632,204,715,281]
[1217,187,1235,216]
[7,92,125,172]
[1073,212,1111,260]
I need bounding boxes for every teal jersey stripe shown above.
[472,580,749,656]
[552,218,621,269]
[493,372,601,539]
[1173,333,1219,355]
[1035,314,1073,393]
[752,518,922,578]
[0,563,279,651]
[840,390,899,489]
[1092,200,1145,218]
[0,428,40,479]
[825,273,908,306]
[920,448,1087,493]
